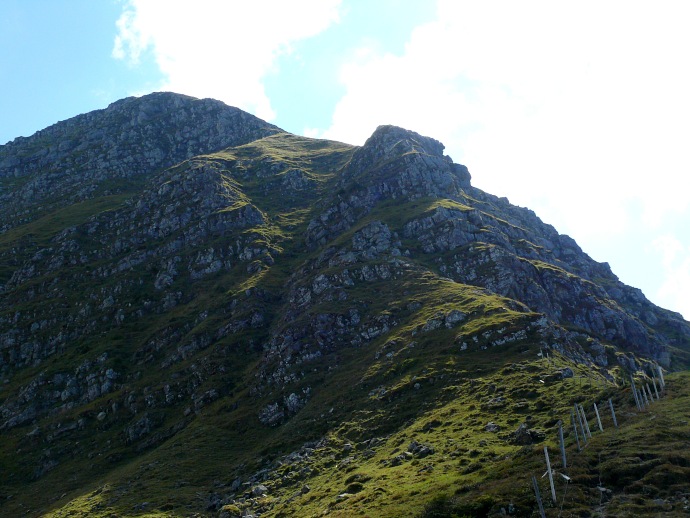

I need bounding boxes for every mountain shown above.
[1,93,689,517]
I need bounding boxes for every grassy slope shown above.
[25,349,690,518]
[2,136,688,517]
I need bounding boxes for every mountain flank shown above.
[1,93,689,517]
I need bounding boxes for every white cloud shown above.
[302,126,323,139]
[653,235,690,320]
[113,0,341,121]
[322,1,690,235]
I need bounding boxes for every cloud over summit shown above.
[113,0,341,120]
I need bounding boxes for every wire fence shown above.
[529,360,667,517]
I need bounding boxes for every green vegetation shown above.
[5,321,684,517]
[1,125,688,518]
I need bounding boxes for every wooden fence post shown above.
[558,420,567,469]
[652,368,659,390]
[645,383,654,402]
[544,446,557,504]
[574,404,587,444]
[652,378,660,400]
[630,376,641,410]
[579,404,592,438]
[630,376,638,409]
[571,411,581,451]
[657,365,665,389]
[608,398,618,428]
[532,475,546,518]
[593,402,604,432]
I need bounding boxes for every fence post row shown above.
[530,365,669,515]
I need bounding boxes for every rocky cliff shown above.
[0,93,688,517]
[0,92,280,233]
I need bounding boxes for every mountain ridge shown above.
[0,92,688,517]
[0,92,281,234]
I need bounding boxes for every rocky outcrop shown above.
[300,123,685,364]
[0,92,279,232]
[305,125,471,248]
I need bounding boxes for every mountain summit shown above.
[0,92,279,233]
[1,93,688,517]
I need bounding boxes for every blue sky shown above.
[1,0,689,320]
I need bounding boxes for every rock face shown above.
[0,92,688,515]
[305,125,471,248]
[0,92,279,233]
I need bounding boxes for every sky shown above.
[1,0,689,320]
